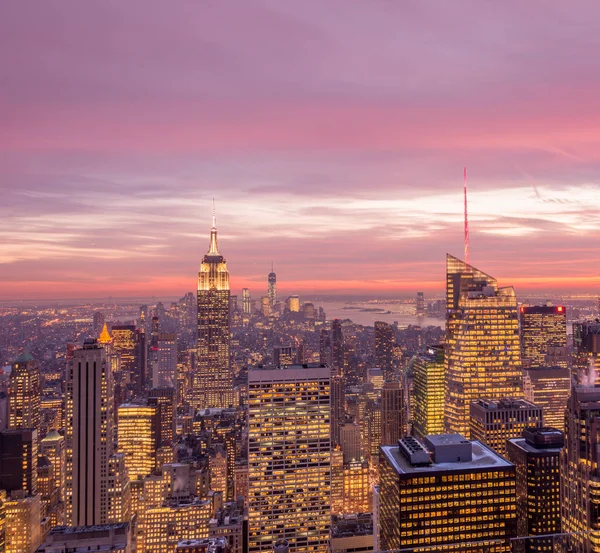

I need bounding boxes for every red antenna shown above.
[464,166,469,264]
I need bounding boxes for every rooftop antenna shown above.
[212,197,216,228]
[464,166,469,264]
[271,260,274,273]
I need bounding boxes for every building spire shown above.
[208,199,219,255]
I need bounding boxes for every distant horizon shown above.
[3,3,600,301]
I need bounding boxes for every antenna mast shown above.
[464,166,469,264]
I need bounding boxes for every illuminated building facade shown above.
[445,255,523,438]
[379,434,517,552]
[285,295,300,313]
[5,493,41,553]
[0,429,38,495]
[118,403,159,480]
[506,428,563,552]
[268,267,277,306]
[412,345,445,439]
[148,387,176,447]
[40,430,65,503]
[107,452,131,523]
[273,345,299,366]
[111,324,138,390]
[196,219,232,410]
[523,367,570,432]
[381,381,404,445]
[573,321,600,385]
[374,321,394,380]
[242,288,251,315]
[341,459,371,514]
[154,333,177,389]
[248,364,331,553]
[520,304,567,368]
[561,384,600,552]
[470,398,543,456]
[8,352,40,435]
[65,340,114,526]
[331,374,345,446]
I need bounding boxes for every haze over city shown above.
[2,0,600,299]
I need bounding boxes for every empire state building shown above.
[195,217,232,409]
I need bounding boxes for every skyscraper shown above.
[412,345,445,439]
[65,339,115,526]
[332,319,344,376]
[196,217,232,410]
[523,366,570,431]
[248,364,331,553]
[573,321,600,385]
[118,403,159,480]
[374,321,394,380]
[380,381,404,445]
[445,254,523,438]
[379,434,517,552]
[469,398,543,456]
[148,387,176,447]
[111,324,137,388]
[242,288,251,315]
[520,303,567,368]
[507,428,563,553]
[268,265,276,307]
[319,329,332,367]
[0,429,38,496]
[561,383,600,552]
[8,352,40,436]
[153,333,177,388]
[416,292,425,317]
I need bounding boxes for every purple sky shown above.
[2,1,600,299]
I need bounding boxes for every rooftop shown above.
[13,352,35,363]
[49,523,129,535]
[472,397,539,411]
[381,439,512,475]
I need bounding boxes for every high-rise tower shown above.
[268,264,276,307]
[196,215,232,410]
[445,254,523,437]
[374,321,394,380]
[8,352,41,437]
[65,340,115,526]
[248,364,331,553]
[520,303,567,368]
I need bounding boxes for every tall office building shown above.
[117,403,159,480]
[153,333,177,388]
[65,340,115,526]
[470,398,543,456]
[374,322,394,380]
[242,288,251,315]
[416,292,425,316]
[0,429,38,495]
[319,329,332,367]
[412,345,445,439]
[5,494,41,553]
[248,364,331,553]
[520,303,567,368]
[285,296,300,313]
[523,366,570,431]
[379,434,517,552]
[111,324,137,387]
[268,265,277,306]
[331,374,345,446]
[196,218,232,410]
[40,430,65,503]
[561,383,600,552]
[332,319,344,376]
[381,381,404,445]
[573,321,600,385]
[8,352,40,435]
[148,387,176,447]
[445,255,523,438]
[507,428,563,553]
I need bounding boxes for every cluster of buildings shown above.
[2,221,600,552]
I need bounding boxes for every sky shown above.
[2,1,600,300]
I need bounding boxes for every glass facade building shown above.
[445,255,523,438]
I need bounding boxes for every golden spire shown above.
[98,322,112,344]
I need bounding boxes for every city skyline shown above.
[3,2,600,299]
